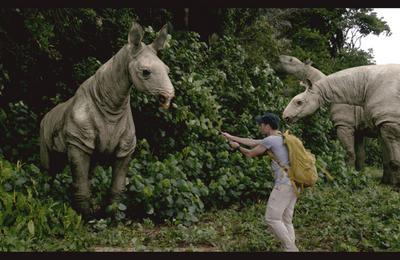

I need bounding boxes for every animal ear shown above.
[300,79,313,91]
[150,24,168,52]
[305,58,313,66]
[128,22,144,49]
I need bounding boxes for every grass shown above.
[3,167,400,252]
[77,167,400,252]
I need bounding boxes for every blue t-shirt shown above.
[260,135,291,186]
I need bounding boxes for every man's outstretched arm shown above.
[222,132,262,148]
[229,141,267,158]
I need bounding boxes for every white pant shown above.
[265,184,299,252]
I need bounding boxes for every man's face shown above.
[259,123,272,136]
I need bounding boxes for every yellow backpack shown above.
[266,130,319,196]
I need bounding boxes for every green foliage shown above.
[280,8,389,75]
[294,169,400,251]
[0,159,86,251]
[62,169,398,252]
[121,29,289,223]
[284,8,390,56]
[72,56,102,85]
[126,147,209,224]
[0,101,39,164]
[345,9,391,37]
[364,138,383,167]
[335,47,375,71]
[218,9,291,67]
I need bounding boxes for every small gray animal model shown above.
[279,55,377,171]
[283,64,400,185]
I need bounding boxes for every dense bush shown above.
[0,159,85,251]
[0,101,39,164]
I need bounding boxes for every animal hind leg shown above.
[39,120,50,170]
[48,151,67,178]
[336,126,356,169]
[39,124,66,180]
[380,135,391,184]
[67,144,93,219]
[379,123,400,186]
[47,152,68,199]
[354,132,366,171]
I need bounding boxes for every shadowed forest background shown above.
[1,8,399,251]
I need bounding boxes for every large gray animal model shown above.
[40,22,175,218]
[279,55,377,170]
[282,64,400,185]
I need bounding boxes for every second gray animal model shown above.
[279,55,377,171]
[283,64,400,186]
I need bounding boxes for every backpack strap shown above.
[266,150,289,172]
[266,150,300,197]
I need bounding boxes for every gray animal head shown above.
[127,22,175,109]
[282,79,321,123]
[278,55,312,75]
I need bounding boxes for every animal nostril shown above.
[143,69,151,77]
[158,95,167,104]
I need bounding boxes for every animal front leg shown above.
[108,153,133,208]
[336,126,356,169]
[67,145,93,218]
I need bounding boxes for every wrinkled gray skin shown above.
[278,55,377,170]
[282,64,400,186]
[40,22,175,218]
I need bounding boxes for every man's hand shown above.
[229,141,240,150]
[221,132,233,141]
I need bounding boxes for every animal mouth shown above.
[283,115,297,124]
[158,95,172,109]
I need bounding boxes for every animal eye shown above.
[296,100,303,106]
[142,69,151,78]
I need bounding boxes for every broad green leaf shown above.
[28,220,35,236]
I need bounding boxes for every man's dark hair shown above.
[255,112,280,130]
